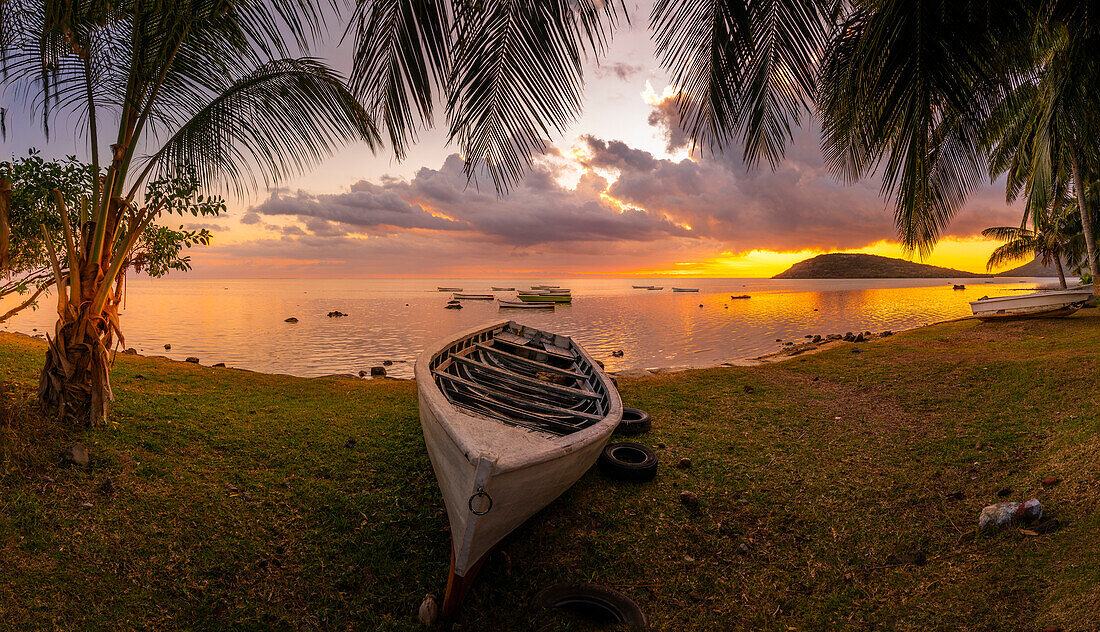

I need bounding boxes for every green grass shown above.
[2,313,1099,631]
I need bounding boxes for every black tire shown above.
[599,442,658,482]
[532,583,648,629]
[615,407,651,435]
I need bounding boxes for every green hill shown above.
[772,253,989,279]
[996,257,1071,277]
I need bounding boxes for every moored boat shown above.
[497,299,554,309]
[452,293,494,300]
[647,286,663,290]
[438,287,464,292]
[672,287,699,292]
[517,292,573,303]
[969,287,1093,320]
[415,322,622,625]
[631,284,653,289]
[491,287,516,291]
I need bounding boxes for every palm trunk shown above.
[1070,145,1098,295]
[0,176,10,270]
[38,211,125,427]
[38,306,116,426]
[1055,256,1067,289]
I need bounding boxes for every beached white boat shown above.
[497,299,554,309]
[415,322,622,624]
[969,286,1094,320]
[672,287,699,292]
[490,287,515,292]
[438,287,463,292]
[452,293,494,300]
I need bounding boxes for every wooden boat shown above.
[517,292,572,303]
[632,284,653,289]
[438,287,464,292]
[647,286,663,290]
[491,287,515,292]
[498,299,554,309]
[672,287,699,292]
[453,293,494,300]
[730,294,750,299]
[530,285,560,290]
[415,321,622,625]
[969,287,1093,320]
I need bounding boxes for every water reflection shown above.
[1,277,1050,378]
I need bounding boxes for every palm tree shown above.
[1,0,379,425]
[983,201,1079,288]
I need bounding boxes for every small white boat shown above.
[497,299,554,309]
[969,286,1094,320]
[672,287,699,292]
[452,293,494,300]
[438,287,463,292]
[647,286,664,290]
[416,322,621,624]
[491,287,515,292]
[632,284,653,289]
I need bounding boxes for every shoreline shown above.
[1,316,977,381]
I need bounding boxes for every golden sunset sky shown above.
[0,2,1026,278]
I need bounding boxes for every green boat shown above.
[517,292,573,303]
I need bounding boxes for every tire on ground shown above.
[531,582,648,629]
[615,407,651,435]
[598,442,658,482]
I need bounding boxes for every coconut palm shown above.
[0,0,379,425]
[983,201,1079,288]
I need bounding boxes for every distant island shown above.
[773,253,991,279]
[995,257,1068,277]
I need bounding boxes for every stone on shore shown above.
[284,317,299,323]
[680,491,699,508]
[62,444,89,467]
[122,348,137,355]
[978,498,1042,531]
[370,366,386,377]
[418,594,439,625]
[677,458,692,469]
[1041,476,1061,487]
[185,357,199,364]
[213,362,226,368]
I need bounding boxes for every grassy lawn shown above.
[1,313,1098,631]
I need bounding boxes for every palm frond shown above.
[446,0,623,191]
[140,57,380,198]
[818,0,1031,256]
[344,0,450,160]
[651,0,831,166]
[986,238,1038,270]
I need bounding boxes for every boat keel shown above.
[438,547,489,629]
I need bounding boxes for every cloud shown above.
[249,153,692,246]
[594,62,644,81]
[219,92,1023,277]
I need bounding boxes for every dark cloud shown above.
[249,153,691,246]
[594,62,644,81]
[240,212,262,225]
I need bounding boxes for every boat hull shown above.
[517,293,572,303]
[415,321,621,623]
[970,287,1093,319]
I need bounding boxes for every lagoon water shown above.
[1,277,1054,379]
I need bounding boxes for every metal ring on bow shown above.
[468,489,493,515]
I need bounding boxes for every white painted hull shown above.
[415,321,622,578]
[969,287,1093,318]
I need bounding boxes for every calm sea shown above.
[1,277,1052,379]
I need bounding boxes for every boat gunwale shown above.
[414,320,623,473]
